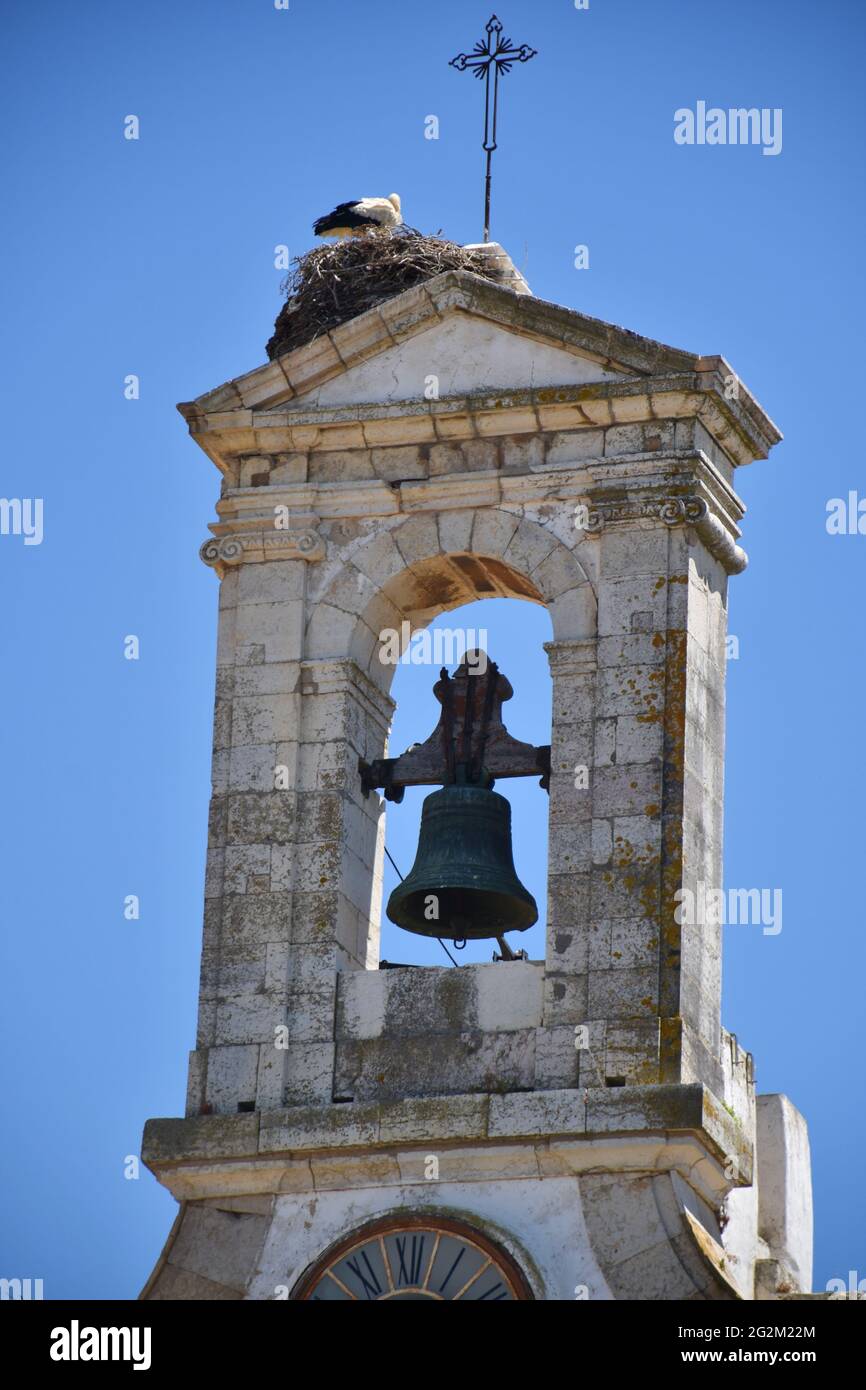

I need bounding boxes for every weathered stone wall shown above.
[191,436,740,1115]
[335,962,543,1102]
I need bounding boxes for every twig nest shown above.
[266,227,501,359]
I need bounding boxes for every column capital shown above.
[544,637,598,678]
[583,486,748,575]
[199,525,325,576]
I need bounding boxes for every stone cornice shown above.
[181,375,780,477]
[142,1083,752,1209]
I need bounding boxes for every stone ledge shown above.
[187,376,777,475]
[143,1082,751,1183]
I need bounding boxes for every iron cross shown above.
[450,14,537,243]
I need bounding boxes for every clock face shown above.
[294,1216,531,1301]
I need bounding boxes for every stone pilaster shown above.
[536,638,596,1088]
[187,541,394,1115]
[581,484,734,1097]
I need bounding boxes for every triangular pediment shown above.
[290,312,625,409]
[177,267,781,470]
[187,270,703,418]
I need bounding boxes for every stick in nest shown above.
[266,226,501,359]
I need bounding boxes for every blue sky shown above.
[1,0,863,1298]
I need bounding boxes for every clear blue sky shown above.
[1,0,863,1299]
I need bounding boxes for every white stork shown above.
[313,194,403,239]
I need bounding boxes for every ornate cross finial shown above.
[450,14,537,243]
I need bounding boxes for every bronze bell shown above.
[386,771,538,941]
[361,653,548,944]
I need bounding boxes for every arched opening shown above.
[381,595,553,967]
[307,511,598,976]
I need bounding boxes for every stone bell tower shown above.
[141,243,814,1301]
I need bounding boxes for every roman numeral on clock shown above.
[345,1251,382,1300]
[395,1234,426,1286]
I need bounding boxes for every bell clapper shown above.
[493,936,528,963]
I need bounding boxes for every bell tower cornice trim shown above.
[181,371,780,478]
[142,1081,752,1211]
[199,452,746,572]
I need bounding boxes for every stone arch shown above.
[305,507,598,692]
[301,506,598,985]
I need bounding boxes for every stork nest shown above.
[266,227,498,359]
